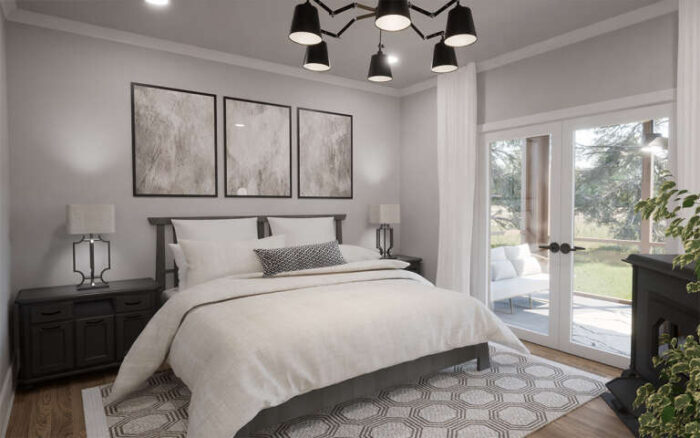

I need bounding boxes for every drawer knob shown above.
[41,310,61,316]
[124,301,142,306]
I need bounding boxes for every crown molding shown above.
[4,7,402,98]
[397,0,679,97]
[0,0,16,20]
[397,78,437,97]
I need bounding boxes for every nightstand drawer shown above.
[115,293,152,313]
[30,302,73,323]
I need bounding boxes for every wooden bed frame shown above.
[147,214,491,435]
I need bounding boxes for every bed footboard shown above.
[237,342,490,436]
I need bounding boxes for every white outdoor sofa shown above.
[490,244,549,313]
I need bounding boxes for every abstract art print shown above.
[224,98,292,197]
[131,83,217,197]
[297,108,353,199]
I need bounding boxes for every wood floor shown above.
[5,341,632,438]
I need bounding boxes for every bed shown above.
[107,215,527,437]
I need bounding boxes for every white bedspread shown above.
[108,260,527,437]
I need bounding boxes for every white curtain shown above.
[436,63,483,299]
[676,0,700,194]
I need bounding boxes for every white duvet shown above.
[108,260,527,437]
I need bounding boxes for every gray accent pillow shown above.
[254,241,346,277]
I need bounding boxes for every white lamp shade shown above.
[67,204,115,235]
[370,204,401,224]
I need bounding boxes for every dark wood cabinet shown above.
[394,255,423,275]
[14,278,159,386]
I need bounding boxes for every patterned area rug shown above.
[82,345,608,438]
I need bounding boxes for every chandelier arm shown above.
[410,23,444,41]
[409,0,458,18]
[321,12,374,38]
[312,0,375,17]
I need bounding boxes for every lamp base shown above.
[77,281,109,291]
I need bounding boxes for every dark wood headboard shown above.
[147,214,347,290]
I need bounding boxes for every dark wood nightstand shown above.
[13,278,159,387]
[393,255,423,275]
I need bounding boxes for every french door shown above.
[485,103,673,368]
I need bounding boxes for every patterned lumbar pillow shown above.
[254,241,346,277]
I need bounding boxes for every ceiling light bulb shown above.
[388,55,399,65]
[145,0,170,6]
[375,0,411,32]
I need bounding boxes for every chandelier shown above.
[289,0,477,82]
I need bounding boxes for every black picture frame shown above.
[223,97,293,198]
[297,107,354,200]
[131,82,218,198]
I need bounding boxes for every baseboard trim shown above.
[0,364,15,438]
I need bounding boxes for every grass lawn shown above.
[574,260,632,300]
[573,241,636,301]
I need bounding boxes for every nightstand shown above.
[394,255,423,275]
[13,278,159,387]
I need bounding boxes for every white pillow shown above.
[339,244,380,263]
[491,246,507,261]
[172,218,258,242]
[179,235,286,289]
[268,217,335,246]
[512,256,543,276]
[491,259,517,281]
[505,244,532,260]
[169,244,189,287]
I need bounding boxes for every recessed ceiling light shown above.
[234,123,246,128]
[387,55,399,65]
[145,0,170,7]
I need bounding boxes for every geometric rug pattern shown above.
[87,345,608,438]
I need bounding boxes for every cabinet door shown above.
[116,311,150,359]
[31,321,74,376]
[75,316,115,368]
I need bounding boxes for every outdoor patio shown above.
[495,292,632,357]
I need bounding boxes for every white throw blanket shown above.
[108,261,527,437]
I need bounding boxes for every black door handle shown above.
[560,243,586,254]
[538,242,560,253]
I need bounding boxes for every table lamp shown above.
[370,204,400,259]
[67,204,115,290]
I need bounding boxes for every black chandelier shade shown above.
[303,40,331,71]
[444,4,477,47]
[432,39,458,73]
[289,1,323,46]
[375,0,411,32]
[368,49,393,82]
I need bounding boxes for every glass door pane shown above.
[571,117,669,357]
[489,135,553,336]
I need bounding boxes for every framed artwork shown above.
[131,83,217,197]
[297,108,353,199]
[224,97,292,198]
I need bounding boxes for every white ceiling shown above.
[16,0,663,89]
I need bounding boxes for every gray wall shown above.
[0,12,10,392]
[400,13,678,282]
[7,23,401,292]
[399,88,438,282]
